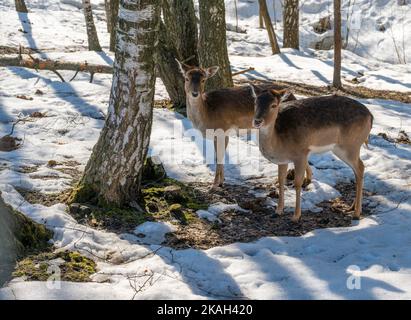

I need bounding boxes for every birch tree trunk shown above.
[198,0,233,90]
[15,0,28,13]
[258,0,281,55]
[283,0,299,49]
[83,0,102,51]
[156,21,186,110]
[72,0,160,207]
[163,0,198,66]
[333,0,342,88]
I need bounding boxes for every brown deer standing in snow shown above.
[251,88,373,222]
[175,60,312,189]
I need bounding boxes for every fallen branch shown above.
[231,67,255,77]
[0,54,113,76]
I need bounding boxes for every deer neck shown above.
[258,113,286,163]
[186,93,208,131]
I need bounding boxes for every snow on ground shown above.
[1,0,411,300]
[1,62,411,299]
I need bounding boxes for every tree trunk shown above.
[333,0,342,88]
[259,6,264,28]
[258,0,281,55]
[109,0,120,52]
[82,0,102,51]
[156,21,186,110]
[73,0,160,207]
[283,0,299,49]
[104,0,112,32]
[163,0,198,66]
[198,0,233,90]
[15,0,28,13]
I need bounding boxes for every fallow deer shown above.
[175,60,312,189]
[251,88,373,222]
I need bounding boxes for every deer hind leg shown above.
[212,135,229,189]
[333,145,364,219]
[291,157,308,223]
[276,163,288,216]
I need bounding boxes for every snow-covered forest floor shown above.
[0,0,411,299]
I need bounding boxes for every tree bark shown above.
[109,0,120,52]
[283,0,299,49]
[156,22,186,110]
[258,0,281,55]
[73,0,160,207]
[82,0,102,51]
[163,0,198,66]
[333,0,342,88]
[259,6,264,28]
[198,0,233,90]
[15,0,28,13]
[104,0,112,32]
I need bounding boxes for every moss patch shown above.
[141,177,207,222]
[13,250,97,282]
[12,209,53,255]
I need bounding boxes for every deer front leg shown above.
[303,165,313,188]
[212,135,228,189]
[291,158,307,223]
[276,164,288,215]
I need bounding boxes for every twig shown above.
[69,69,79,82]
[52,70,65,82]
[231,67,255,77]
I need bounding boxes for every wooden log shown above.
[0,55,113,75]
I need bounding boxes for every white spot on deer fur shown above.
[309,144,336,154]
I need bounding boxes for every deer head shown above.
[250,85,288,129]
[175,59,219,98]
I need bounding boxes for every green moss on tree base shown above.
[67,182,97,205]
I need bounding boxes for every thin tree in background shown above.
[283,0,299,49]
[259,5,264,29]
[198,0,233,90]
[163,0,198,66]
[333,0,342,88]
[15,0,28,13]
[82,0,102,51]
[258,0,281,54]
[70,0,159,207]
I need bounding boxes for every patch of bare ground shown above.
[16,187,72,206]
[16,160,82,206]
[236,79,411,104]
[165,181,374,250]
[378,130,411,145]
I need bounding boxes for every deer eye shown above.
[185,77,189,81]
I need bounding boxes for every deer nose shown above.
[191,92,199,97]
[253,118,264,128]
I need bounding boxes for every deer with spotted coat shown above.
[175,60,312,189]
[251,86,373,222]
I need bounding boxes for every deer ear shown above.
[248,83,257,99]
[205,66,219,78]
[175,59,191,75]
[271,89,289,101]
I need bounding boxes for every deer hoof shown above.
[275,207,283,215]
[291,215,301,223]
